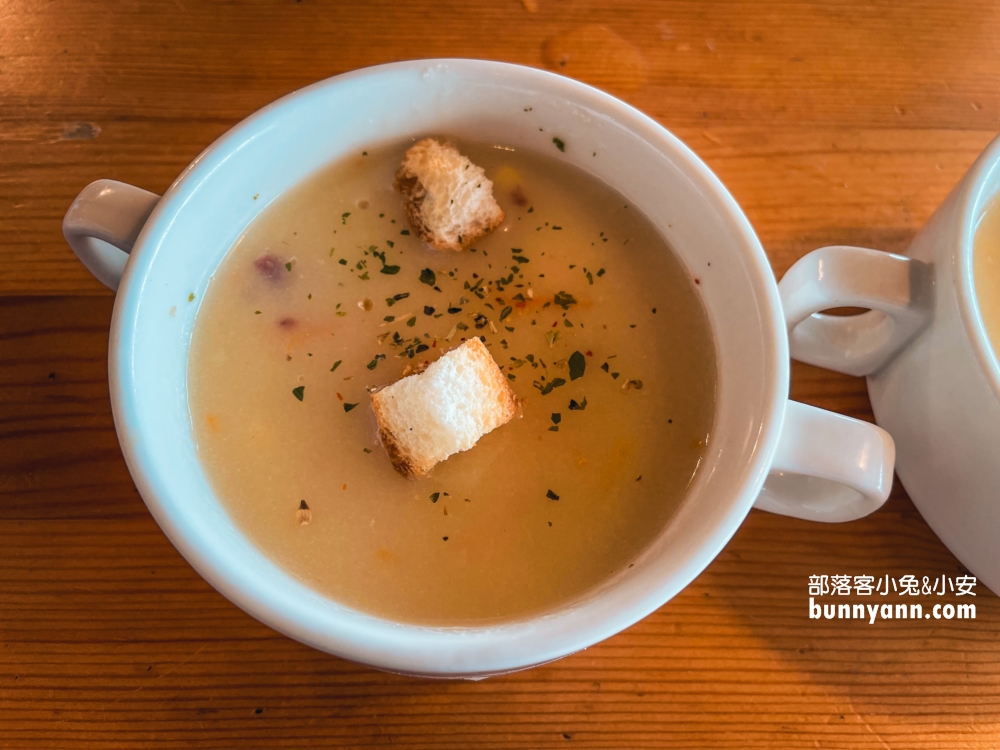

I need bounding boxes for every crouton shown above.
[371,337,518,477]
[394,138,505,252]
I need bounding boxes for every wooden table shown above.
[3,1,999,746]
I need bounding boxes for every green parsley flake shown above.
[568,351,586,380]
[330,360,342,372]
[553,291,576,310]
[419,268,436,286]
[292,386,305,401]
[534,377,567,395]
[552,137,566,152]
[343,402,358,412]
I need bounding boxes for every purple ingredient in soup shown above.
[254,254,283,280]
[278,317,296,328]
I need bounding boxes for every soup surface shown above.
[188,140,716,624]
[975,196,1000,357]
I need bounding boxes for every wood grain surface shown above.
[2,1,999,747]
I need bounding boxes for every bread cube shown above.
[394,138,505,251]
[371,338,517,477]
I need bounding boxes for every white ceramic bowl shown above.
[779,133,1000,595]
[63,60,894,677]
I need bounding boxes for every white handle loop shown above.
[62,179,160,291]
[779,245,932,376]
[756,401,895,522]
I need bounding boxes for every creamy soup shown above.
[975,196,1000,356]
[188,140,717,624]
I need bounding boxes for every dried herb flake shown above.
[534,377,567,395]
[553,291,577,310]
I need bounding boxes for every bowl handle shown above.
[779,245,933,377]
[755,400,895,522]
[62,179,161,291]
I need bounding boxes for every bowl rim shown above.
[956,132,1000,406]
[109,58,789,676]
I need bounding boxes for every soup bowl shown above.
[63,59,894,677]
[779,133,1000,595]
